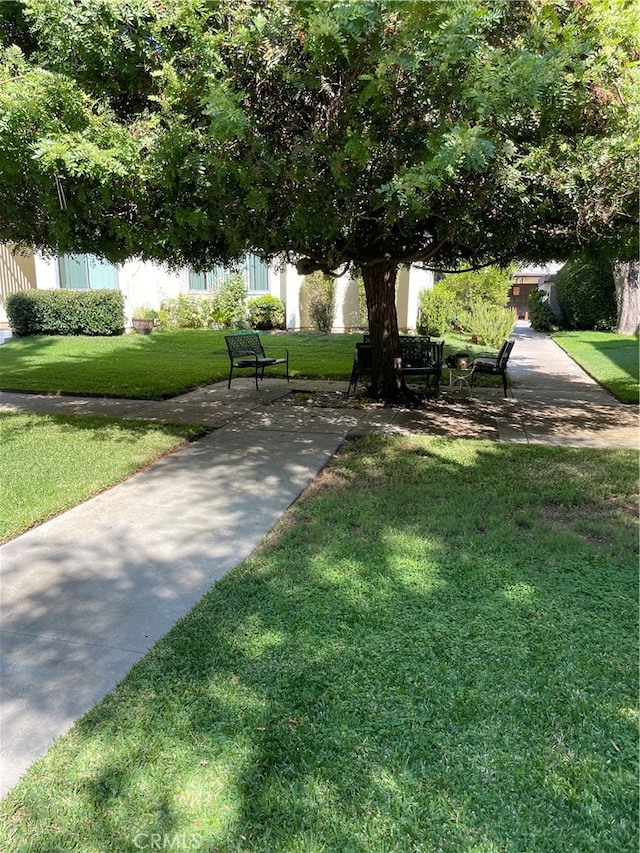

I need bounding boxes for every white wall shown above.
[31,252,433,333]
[118,259,185,322]
[405,266,434,331]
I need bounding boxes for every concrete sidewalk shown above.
[0,323,637,796]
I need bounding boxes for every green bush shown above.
[555,255,617,330]
[210,274,248,329]
[417,289,456,336]
[528,290,556,332]
[436,265,515,311]
[159,294,210,329]
[302,272,335,333]
[461,300,515,348]
[248,295,285,330]
[6,289,124,336]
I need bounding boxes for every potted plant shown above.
[131,307,157,334]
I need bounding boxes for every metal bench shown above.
[347,335,443,396]
[225,333,289,390]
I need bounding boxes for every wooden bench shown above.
[347,335,443,396]
[225,333,289,390]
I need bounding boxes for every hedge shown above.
[528,289,556,332]
[6,289,125,336]
[555,256,617,331]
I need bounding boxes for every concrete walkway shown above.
[0,323,637,796]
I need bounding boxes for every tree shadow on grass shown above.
[1,438,638,852]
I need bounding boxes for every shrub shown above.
[6,289,125,336]
[417,289,456,336]
[436,265,515,311]
[528,290,556,332]
[210,274,248,329]
[555,255,617,330]
[461,300,515,348]
[248,295,285,330]
[159,294,210,329]
[302,272,335,333]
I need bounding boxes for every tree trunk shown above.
[361,260,404,401]
[613,260,639,335]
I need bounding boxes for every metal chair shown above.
[347,342,373,396]
[469,339,515,397]
[225,333,289,390]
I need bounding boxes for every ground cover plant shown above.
[0,412,204,543]
[1,436,637,852]
[552,331,639,404]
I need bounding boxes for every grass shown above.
[1,436,637,852]
[0,330,486,399]
[552,331,639,404]
[0,330,362,399]
[0,412,205,543]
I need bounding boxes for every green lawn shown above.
[552,331,639,403]
[1,436,637,852]
[0,330,362,399]
[0,412,205,543]
[0,329,485,399]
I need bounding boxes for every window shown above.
[512,286,520,296]
[59,254,118,290]
[189,254,269,293]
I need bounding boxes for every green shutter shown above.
[245,254,268,292]
[59,254,117,289]
[87,257,118,290]
[189,270,207,291]
[210,265,231,289]
[59,254,89,289]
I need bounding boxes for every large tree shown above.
[0,0,637,399]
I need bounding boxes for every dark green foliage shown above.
[555,256,617,331]
[302,272,335,333]
[6,289,124,336]
[247,295,285,330]
[417,290,456,336]
[528,289,556,332]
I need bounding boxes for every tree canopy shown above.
[1,0,638,397]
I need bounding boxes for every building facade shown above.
[0,245,434,334]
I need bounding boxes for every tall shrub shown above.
[211,274,248,328]
[416,290,456,337]
[528,290,556,332]
[436,265,515,312]
[555,255,617,330]
[6,289,124,336]
[302,272,335,333]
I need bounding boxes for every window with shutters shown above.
[59,255,118,290]
[188,254,268,293]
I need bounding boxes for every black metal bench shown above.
[225,333,289,390]
[401,338,444,394]
[347,335,443,396]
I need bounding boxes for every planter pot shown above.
[132,319,154,334]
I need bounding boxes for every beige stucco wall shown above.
[0,245,37,326]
